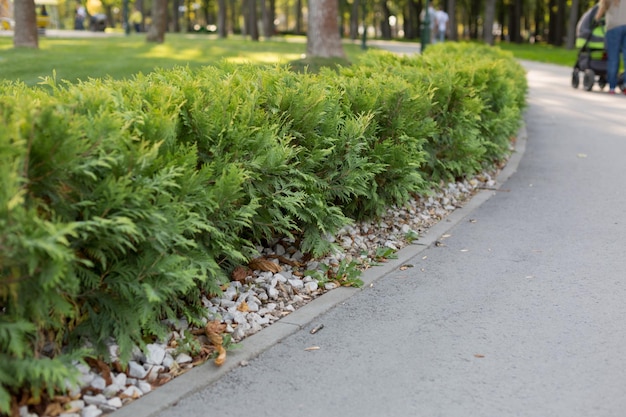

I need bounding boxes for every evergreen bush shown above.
[0,43,527,413]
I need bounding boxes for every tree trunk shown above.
[307,0,345,57]
[246,0,259,39]
[172,0,180,32]
[260,0,272,38]
[565,0,579,49]
[230,0,239,33]
[350,0,359,40]
[295,0,303,34]
[509,0,522,43]
[403,0,419,39]
[483,0,496,45]
[380,0,392,39]
[446,0,456,41]
[147,0,167,43]
[14,0,38,48]
[218,0,227,36]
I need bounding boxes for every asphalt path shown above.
[111,57,626,417]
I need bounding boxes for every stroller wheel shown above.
[572,69,580,89]
[583,69,595,91]
[598,77,607,89]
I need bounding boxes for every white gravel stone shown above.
[121,385,143,399]
[89,375,106,390]
[145,343,166,365]
[106,397,123,409]
[82,394,107,406]
[304,281,319,293]
[175,353,192,364]
[81,406,103,417]
[136,381,152,394]
[103,383,123,398]
[112,372,127,387]
[127,361,148,379]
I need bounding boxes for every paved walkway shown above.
[111,60,626,417]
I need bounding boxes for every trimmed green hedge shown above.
[0,43,526,412]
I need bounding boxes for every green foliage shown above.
[0,43,526,413]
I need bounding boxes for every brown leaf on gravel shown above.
[43,402,64,417]
[231,265,251,283]
[85,357,113,385]
[237,301,249,312]
[205,320,227,366]
[248,257,282,273]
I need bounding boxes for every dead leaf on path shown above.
[305,346,321,351]
[469,219,477,223]
[474,354,485,358]
[399,264,414,270]
[310,324,324,334]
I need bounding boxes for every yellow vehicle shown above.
[0,0,59,30]
[36,0,59,30]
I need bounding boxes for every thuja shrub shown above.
[332,61,433,219]
[0,83,87,413]
[0,43,527,412]
[0,76,256,411]
[166,63,352,257]
[423,43,527,165]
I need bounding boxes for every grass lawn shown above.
[0,33,581,86]
[0,33,366,86]
[496,41,578,67]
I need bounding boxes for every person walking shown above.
[435,8,449,42]
[596,0,626,94]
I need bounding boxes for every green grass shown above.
[0,33,584,86]
[0,33,363,86]
[496,42,578,67]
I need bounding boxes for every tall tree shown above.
[13,0,38,48]
[147,0,168,43]
[350,0,360,40]
[483,0,496,45]
[218,0,228,36]
[447,0,457,40]
[380,0,392,39]
[307,0,345,57]
[565,0,580,49]
[295,0,303,34]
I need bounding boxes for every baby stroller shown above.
[571,5,624,91]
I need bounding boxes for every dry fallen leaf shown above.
[310,324,324,334]
[399,264,414,270]
[205,320,227,366]
[237,301,249,312]
[248,257,282,273]
[305,346,320,351]
[43,402,64,417]
[474,354,485,358]
[231,265,251,283]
